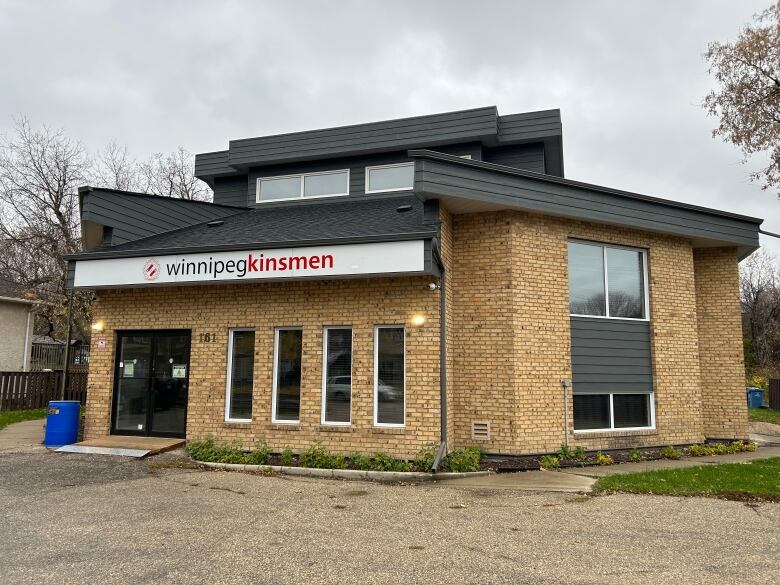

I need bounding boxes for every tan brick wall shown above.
[694,247,748,439]
[446,210,707,454]
[85,277,441,458]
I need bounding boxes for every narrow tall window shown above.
[225,329,255,422]
[322,327,352,424]
[568,240,648,319]
[272,328,303,423]
[374,326,405,426]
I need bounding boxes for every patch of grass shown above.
[0,408,46,431]
[750,408,780,425]
[594,457,780,502]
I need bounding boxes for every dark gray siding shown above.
[193,150,234,178]
[244,145,479,207]
[498,110,562,143]
[79,189,240,248]
[228,107,498,167]
[413,153,760,249]
[213,176,249,208]
[483,144,545,173]
[570,317,652,393]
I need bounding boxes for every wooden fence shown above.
[769,379,780,411]
[0,371,87,411]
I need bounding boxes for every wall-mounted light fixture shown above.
[91,321,105,332]
[411,314,426,327]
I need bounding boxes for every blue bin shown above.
[44,401,81,448]
[746,387,765,409]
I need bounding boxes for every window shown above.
[568,240,648,319]
[573,392,654,432]
[225,329,255,422]
[272,328,303,423]
[322,327,352,425]
[365,163,414,193]
[374,326,405,426]
[257,170,349,202]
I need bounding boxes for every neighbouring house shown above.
[0,277,38,372]
[65,106,760,457]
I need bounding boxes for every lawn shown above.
[749,407,780,425]
[594,458,780,502]
[0,408,46,431]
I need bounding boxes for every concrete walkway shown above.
[0,419,45,453]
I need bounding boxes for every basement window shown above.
[573,392,654,432]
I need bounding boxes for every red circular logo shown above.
[143,259,160,281]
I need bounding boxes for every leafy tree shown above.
[704,2,780,194]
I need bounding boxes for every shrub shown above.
[246,440,270,465]
[539,455,560,469]
[573,446,587,461]
[349,453,374,471]
[442,446,482,472]
[558,443,574,460]
[370,452,412,472]
[187,436,247,464]
[660,446,682,460]
[299,443,346,469]
[279,448,295,466]
[629,448,642,463]
[686,444,713,457]
[595,451,614,466]
[746,374,768,390]
[412,443,437,472]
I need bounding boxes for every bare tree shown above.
[740,248,780,372]
[92,141,141,192]
[0,117,91,339]
[704,2,780,195]
[139,146,211,201]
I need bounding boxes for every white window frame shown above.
[224,328,255,423]
[568,239,650,322]
[255,169,350,203]
[373,325,406,427]
[271,326,303,424]
[573,391,656,434]
[365,162,415,194]
[321,326,353,426]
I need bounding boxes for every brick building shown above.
[66,107,761,458]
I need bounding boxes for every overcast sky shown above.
[0,0,776,256]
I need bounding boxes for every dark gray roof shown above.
[195,106,564,180]
[69,195,436,260]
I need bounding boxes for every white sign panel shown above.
[73,240,426,288]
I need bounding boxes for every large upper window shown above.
[374,326,405,426]
[574,392,654,432]
[365,163,414,193]
[272,328,303,423]
[322,327,353,425]
[257,170,349,202]
[568,240,648,319]
[225,329,255,422]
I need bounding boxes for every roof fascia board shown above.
[409,149,762,225]
[65,231,438,261]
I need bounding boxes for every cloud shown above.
[0,0,776,253]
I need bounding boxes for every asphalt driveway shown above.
[1,450,778,585]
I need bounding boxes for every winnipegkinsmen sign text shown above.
[72,240,427,289]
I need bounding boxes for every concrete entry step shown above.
[56,435,185,458]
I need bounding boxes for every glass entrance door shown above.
[112,330,191,438]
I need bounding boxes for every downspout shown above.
[22,305,32,371]
[561,378,572,448]
[60,291,73,401]
[431,243,448,472]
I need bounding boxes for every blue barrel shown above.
[44,401,81,448]
[746,387,765,409]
